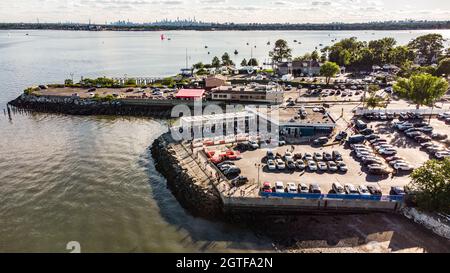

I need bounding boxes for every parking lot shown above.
[232,142,410,196]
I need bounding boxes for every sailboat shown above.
[160,34,165,40]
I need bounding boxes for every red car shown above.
[262,182,272,193]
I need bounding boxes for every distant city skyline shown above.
[0,0,450,24]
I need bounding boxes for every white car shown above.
[435,151,450,160]
[345,184,360,195]
[267,159,277,171]
[351,144,369,150]
[374,144,394,151]
[379,148,397,156]
[307,160,318,171]
[284,152,294,161]
[389,160,408,166]
[393,163,414,171]
[286,183,298,194]
[358,185,371,196]
[249,141,259,149]
[356,151,375,158]
[276,159,286,170]
[275,181,285,193]
[327,161,338,172]
[438,112,450,119]
[427,145,445,153]
[332,182,345,195]
[298,183,309,194]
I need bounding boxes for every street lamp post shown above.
[255,163,261,190]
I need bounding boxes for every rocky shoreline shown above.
[151,134,224,220]
[8,94,174,118]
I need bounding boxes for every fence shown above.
[260,192,404,203]
[355,108,449,116]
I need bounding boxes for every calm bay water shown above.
[1,29,449,253]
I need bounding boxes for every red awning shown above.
[175,89,205,99]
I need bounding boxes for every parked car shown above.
[317,161,328,171]
[224,167,241,178]
[359,128,374,135]
[274,181,285,193]
[336,131,348,141]
[415,135,431,143]
[378,148,397,156]
[435,151,450,160]
[307,161,318,171]
[348,135,366,144]
[358,185,371,196]
[286,183,298,194]
[284,152,294,161]
[432,133,448,141]
[286,160,296,170]
[313,137,329,146]
[267,159,277,171]
[231,176,249,187]
[276,159,286,170]
[309,183,322,194]
[367,185,382,196]
[393,163,414,172]
[332,182,345,195]
[313,152,323,161]
[298,183,309,194]
[323,152,333,161]
[262,182,272,193]
[249,140,259,150]
[327,161,338,172]
[363,157,384,166]
[303,153,313,161]
[345,184,359,195]
[368,164,390,175]
[295,160,306,171]
[266,150,275,160]
[437,112,450,120]
[337,162,348,173]
[390,186,406,196]
[386,156,404,162]
[333,151,343,161]
[365,134,380,141]
[355,120,367,130]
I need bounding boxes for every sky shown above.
[0,0,449,24]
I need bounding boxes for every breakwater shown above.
[151,133,223,219]
[8,94,177,118]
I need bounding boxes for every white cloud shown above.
[0,0,449,23]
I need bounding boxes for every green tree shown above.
[408,34,445,65]
[212,56,221,68]
[320,62,340,85]
[247,58,259,66]
[409,158,450,213]
[193,62,204,70]
[389,46,415,66]
[311,50,320,62]
[368,37,396,65]
[240,58,248,67]
[64,79,74,85]
[269,39,292,63]
[394,73,449,109]
[365,95,386,109]
[436,58,450,77]
[221,52,234,66]
[294,53,312,62]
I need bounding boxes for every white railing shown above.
[355,108,449,116]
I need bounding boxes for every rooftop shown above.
[255,106,336,126]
